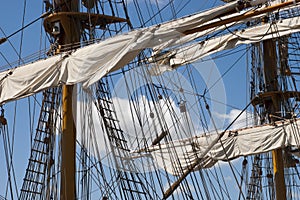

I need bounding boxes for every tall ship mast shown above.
[1,0,300,199]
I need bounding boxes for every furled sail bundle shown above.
[144,119,300,176]
[149,12,300,75]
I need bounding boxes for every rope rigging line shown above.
[135,0,176,28]
[0,109,19,199]
[0,11,51,46]
[163,100,253,199]
[202,93,246,199]
[148,82,256,136]
[205,48,250,97]
[116,62,209,197]
[219,3,295,43]
[18,0,28,66]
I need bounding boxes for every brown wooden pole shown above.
[184,0,299,35]
[61,85,76,200]
[52,1,80,199]
[263,39,287,200]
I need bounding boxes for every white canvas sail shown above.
[0,1,248,104]
[149,15,300,75]
[0,0,294,105]
[145,119,300,176]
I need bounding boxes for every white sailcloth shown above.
[0,0,294,105]
[147,120,300,176]
[0,0,249,104]
[149,15,300,75]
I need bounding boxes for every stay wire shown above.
[204,47,250,97]
[0,0,79,45]
[0,11,49,45]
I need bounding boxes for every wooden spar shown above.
[163,130,228,199]
[163,158,200,199]
[184,0,300,35]
[263,38,287,200]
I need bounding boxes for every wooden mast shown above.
[263,37,287,200]
[42,1,128,199]
[53,1,80,199]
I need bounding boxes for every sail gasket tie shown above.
[0,37,7,45]
[0,106,7,125]
[0,71,13,84]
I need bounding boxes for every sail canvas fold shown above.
[0,55,64,103]
[148,120,300,175]
[149,15,300,75]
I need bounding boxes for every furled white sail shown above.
[0,0,294,105]
[149,15,300,75]
[145,119,300,176]
[151,0,272,54]
[0,55,64,103]
[154,1,300,52]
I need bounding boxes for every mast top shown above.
[43,12,128,37]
